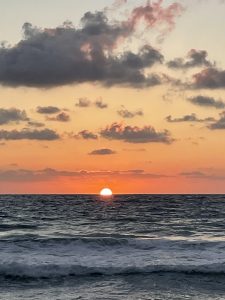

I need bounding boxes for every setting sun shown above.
[100,188,113,196]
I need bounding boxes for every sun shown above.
[100,188,113,197]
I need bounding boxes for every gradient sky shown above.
[1,0,225,193]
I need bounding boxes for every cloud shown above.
[0,108,29,125]
[121,45,163,69]
[125,169,144,174]
[208,111,225,129]
[167,49,214,69]
[179,170,225,180]
[0,128,60,140]
[95,99,108,109]
[122,148,146,152]
[188,95,225,109]
[180,171,205,177]
[76,97,108,109]
[112,0,127,8]
[47,112,70,122]
[100,122,173,143]
[89,148,116,155]
[166,113,215,123]
[117,107,143,118]
[0,167,170,182]
[126,1,184,40]
[2,166,225,183]
[37,107,70,122]
[27,121,45,127]
[185,136,205,146]
[75,130,98,140]
[75,98,91,107]
[36,106,60,114]
[0,1,183,88]
[192,68,225,89]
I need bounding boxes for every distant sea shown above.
[0,194,225,299]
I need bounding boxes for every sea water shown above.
[0,194,225,299]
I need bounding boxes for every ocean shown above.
[0,194,225,299]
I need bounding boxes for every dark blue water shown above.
[1,194,225,299]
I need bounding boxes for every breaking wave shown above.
[1,236,225,278]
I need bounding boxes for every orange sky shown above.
[0,0,225,193]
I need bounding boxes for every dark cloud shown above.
[0,128,60,140]
[167,49,214,69]
[100,122,173,144]
[208,111,225,129]
[47,112,70,122]
[27,121,45,127]
[166,113,215,123]
[101,60,162,88]
[0,108,29,125]
[192,68,225,89]
[95,99,108,109]
[0,0,184,88]
[117,107,143,118]
[121,45,163,69]
[75,130,98,140]
[89,148,116,155]
[188,95,225,109]
[36,106,60,114]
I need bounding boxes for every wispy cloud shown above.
[180,170,225,180]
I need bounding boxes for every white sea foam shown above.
[1,237,225,278]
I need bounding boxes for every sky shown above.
[1,0,225,194]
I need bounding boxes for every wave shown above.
[1,236,225,278]
[3,235,225,248]
[0,223,38,231]
[1,262,225,279]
